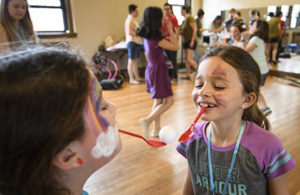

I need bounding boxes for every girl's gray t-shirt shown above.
[177,121,295,195]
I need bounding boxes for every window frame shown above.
[29,0,77,38]
[289,4,300,29]
[268,4,300,29]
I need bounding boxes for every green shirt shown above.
[268,17,280,39]
[182,15,198,43]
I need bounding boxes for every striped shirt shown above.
[10,24,35,48]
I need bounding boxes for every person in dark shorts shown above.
[181,6,198,80]
[267,12,281,65]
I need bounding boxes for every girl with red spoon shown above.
[176,46,295,195]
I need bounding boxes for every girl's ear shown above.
[240,92,257,109]
[53,142,83,170]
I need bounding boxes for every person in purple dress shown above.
[137,7,178,138]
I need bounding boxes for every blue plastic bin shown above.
[288,43,298,53]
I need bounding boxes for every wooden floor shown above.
[84,71,300,194]
[275,55,300,74]
[270,55,300,79]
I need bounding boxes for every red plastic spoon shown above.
[178,107,207,142]
[119,129,167,147]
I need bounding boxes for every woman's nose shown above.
[107,100,117,117]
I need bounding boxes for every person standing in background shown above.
[276,11,286,62]
[229,8,239,20]
[209,15,224,47]
[193,9,207,63]
[125,4,143,84]
[267,12,281,65]
[209,15,225,33]
[244,19,272,116]
[237,11,247,29]
[195,9,206,42]
[225,8,239,31]
[249,9,260,28]
[181,6,198,80]
[162,3,179,82]
[0,0,37,54]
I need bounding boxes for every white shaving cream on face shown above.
[91,124,119,158]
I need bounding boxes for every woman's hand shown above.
[241,31,249,41]
[189,40,194,48]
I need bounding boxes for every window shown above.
[267,5,277,21]
[281,5,290,22]
[267,4,300,29]
[267,5,277,14]
[168,0,187,25]
[290,4,300,29]
[168,0,185,5]
[28,0,76,38]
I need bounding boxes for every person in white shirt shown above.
[242,19,272,116]
[125,4,143,84]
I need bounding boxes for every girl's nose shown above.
[198,83,212,97]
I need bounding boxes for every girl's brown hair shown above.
[250,19,269,43]
[0,47,90,194]
[201,46,270,130]
[0,0,35,42]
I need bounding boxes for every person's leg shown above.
[147,96,173,124]
[258,74,272,116]
[183,49,190,78]
[186,49,198,72]
[258,91,268,109]
[152,99,162,136]
[127,42,141,84]
[140,98,162,138]
[169,51,178,80]
[132,44,142,81]
[127,42,139,84]
[127,59,136,83]
[166,50,178,80]
[266,42,271,63]
[140,96,174,138]
[165,50,174,79]
[127,42,133,82]
[132,59,142,81]
[258,91,272,116]
[271,42,279,63]
[192,41,200,63]
[276,39,282,61]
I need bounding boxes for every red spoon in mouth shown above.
[119,129,167,147]
[178,107,207,142]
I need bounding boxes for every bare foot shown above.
[139,118,149,139]
[137,78,145,82]
[151,129,160,137]
[130,80,141,85]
